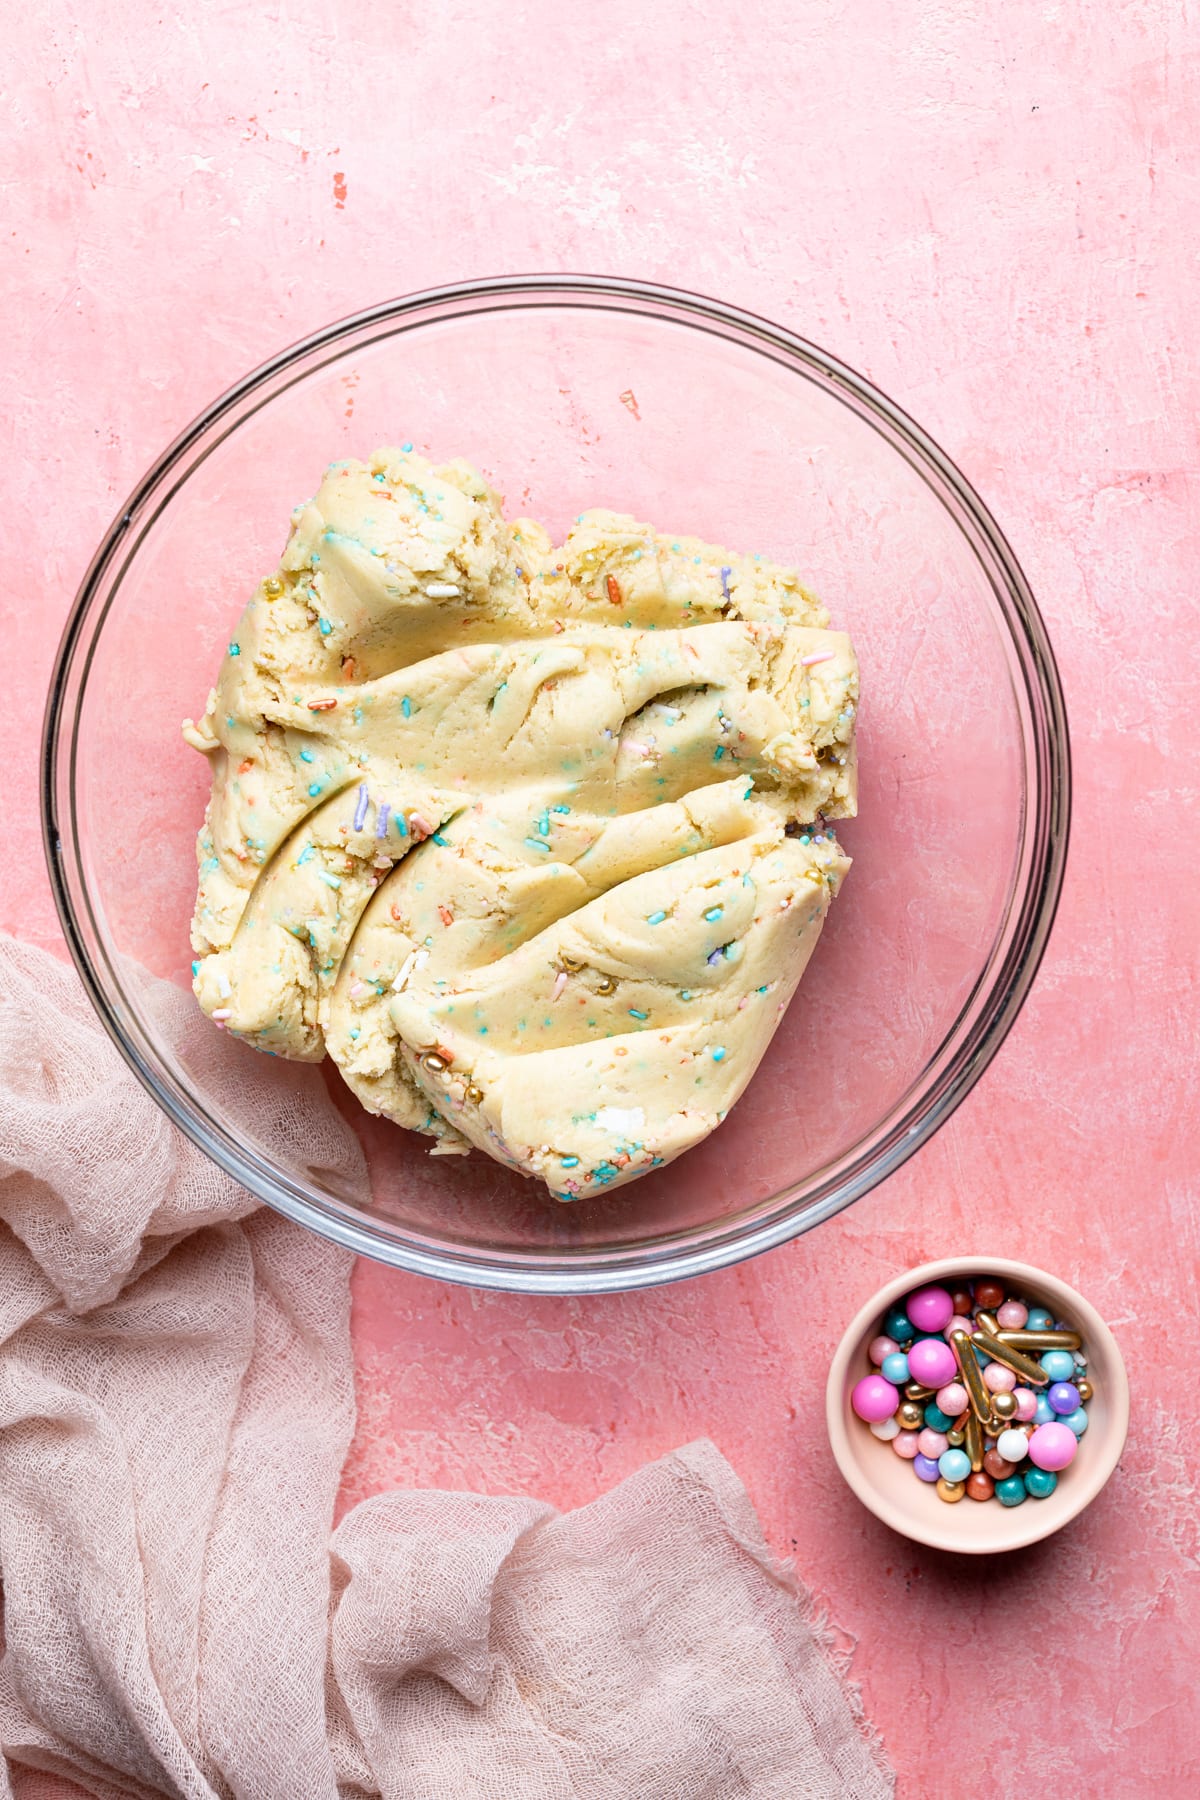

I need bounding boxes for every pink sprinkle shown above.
[551,971,568,1002]
[800,650,835,667]
[409,813,433,839]
[212,1008,232,1020]
[349,982,366,998]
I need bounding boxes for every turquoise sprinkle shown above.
[647,910,667,926]
[401,696,412,718]
[704,906,723,922]
[757,984,768,994]
[537,811,550,836]
[711,1046,727,1061]
[297,845,315,865]
[629,1008,648,1020]
[395,813,408,837]
[308,783,322,797]
[202,856,218,874]
[552,803,571,814]
[680,990,693,1001]
[431,831,449,847]
[561,1155,580,1168]
[524,838,551,853]
[317,871,342,889]
[191,961,200,978]
[318,618,333,636]
[713,745,725,760]
[299,750,314,763]
[402,440,413,451]
[349,1028,360,1040]
[743,784,754,800]
[228,643,240,656]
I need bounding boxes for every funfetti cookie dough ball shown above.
[185,447,859,1197]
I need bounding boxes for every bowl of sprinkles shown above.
[826,1258,1129,1552]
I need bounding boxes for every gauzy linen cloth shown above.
[0,935,891,1800]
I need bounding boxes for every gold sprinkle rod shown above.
[964,1409,985,1473]
[995,1328,1082,1352]
[972,1333,1050,1386]
[974,1310,1002,1338]
[950,1329,993,1423]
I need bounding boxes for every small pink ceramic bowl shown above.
[826,1257,1130,1553]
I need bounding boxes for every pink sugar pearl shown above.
[943,1315,975,1341]
[1028,1421,1078,1471]
[982,1361,1017,1393]
[892,1431,921,1460]
[868,1335,899,1366]
[851,1374,900,1424]
[905,1285,954,1333]
[907,1337,958,1389]
[917,1428,948,1459]
[996,1300,1029,1329]
[936,1383,969,1417]
[1013,1387,1038,1421]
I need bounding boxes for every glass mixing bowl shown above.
[42,276,1069,1293]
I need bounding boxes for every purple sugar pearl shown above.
[912,1453,941,1483]
[1048,1381,1081,1415]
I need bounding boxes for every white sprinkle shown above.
[800,651,835,667]
[551,971,568,1002]
[392,947,429,992]
[424,582,461,598]
[212,1008,232,1021]
[217,974,232,999]
[594,1106,646,1134]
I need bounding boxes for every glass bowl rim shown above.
[41,273,1071,1294]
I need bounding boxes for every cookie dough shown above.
[186,447,858,1199]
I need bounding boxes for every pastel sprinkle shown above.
[401,440,413,451]
[191,961,201,978]
[551,972,568,1002]
[703,906,723,922]
[401,696,412,718]
[394,812,408,837]
[299,749,314,763]
[212,1008,232,1021]
[647,910,667,925]
[719,565,732,601]
[431,831,449,847]
[353,784,369,831]
[561,1155,580,1168]
[711,1046,727,1061]
[629,1008,649,1020]
[376,802,391,838]
[308,783,322,797]
[552,804,571,814]
[318,618,333,636]
[525,838,551,853]
[317,871,342,890]
[800,651,835,667]
[228,643,240,656]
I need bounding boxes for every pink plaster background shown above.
[4,3,1199,1794]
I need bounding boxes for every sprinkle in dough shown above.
[185,447,858,1200]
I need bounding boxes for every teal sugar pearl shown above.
[996,1475,1027,1507]
[938,1448,971,1484]
[881,1352,910,1385]
[1027,1307,1055,1330]
[1062,1407,1089,1436]
[1034,1393,1056,1425]
[882,1308,913,1345]
[924,1403,954,1432]
[1024,1467,1058,1499]
[1040,1350,1076,1382]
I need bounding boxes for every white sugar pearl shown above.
[997,1428,1030,1464]
[870,1416,901,1441]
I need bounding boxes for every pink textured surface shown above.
[3,5,1197,1794]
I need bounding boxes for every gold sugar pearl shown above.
[946,1427,966,1448]
[595,974,617,995]
[465,1084,483,1105]
[936,1477,966,1505]
[262,575,284,599]
[1076,1377,1094,1403]
[422,1052,448,1073]
[897,1400,924,1431]
[990,1390,1018,1421]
